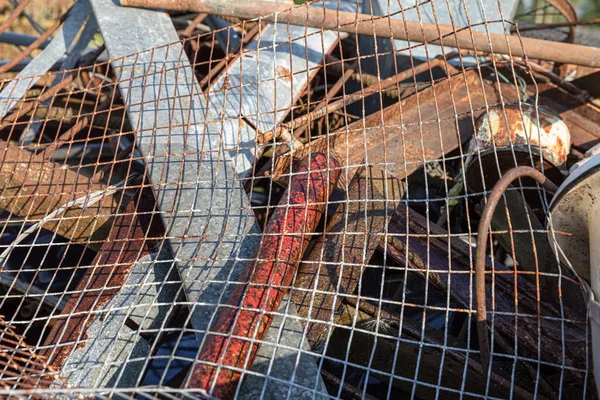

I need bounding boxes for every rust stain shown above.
[276,65,292,82]
[474,104,570,166]
[272,69,489,188]
[555,135,567,161]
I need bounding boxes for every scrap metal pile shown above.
[0,0,599,398]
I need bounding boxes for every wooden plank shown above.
[386,205,588,380]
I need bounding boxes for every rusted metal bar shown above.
[21,106,125,130]
[0,139,120,247]
[464,104,569,289]
[120,0,600,68]
[517,18,600,31]
[186,153,340,399]
[474,166,558,366]
[0,316,67,394]
[181,12,209,37]
[384,204,587,381]
[291,165,404,348]
[290,60,358,141]
[0,45,106,131]
[0,0,94,120]
[485,192,557,281]
[272,69,490,188]
[544,0,578,44]
[40,185,161,370]
[0,9,70,75]
[261,56,452,141]
[40,96,116,159]
[524,59,600,110]
[198,22,262,89]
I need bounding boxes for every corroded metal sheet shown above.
[272,69,490,187]
[0,139,118,245]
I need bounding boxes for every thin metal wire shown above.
[0,0,595,398]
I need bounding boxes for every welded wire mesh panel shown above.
[0,0,598,398]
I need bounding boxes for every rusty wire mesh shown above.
[0,0,597,398]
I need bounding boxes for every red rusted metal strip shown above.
[40,185,162,370]
[186,152,340,398]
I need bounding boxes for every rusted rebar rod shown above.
[475,166,558,367]
[0,0,34,36]
[516,18,600,31]
[186,152,340,398]
[0,45,105,130]
[180,12,209,37]
[121,0,600,67]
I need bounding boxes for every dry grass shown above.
[0,0,73,61]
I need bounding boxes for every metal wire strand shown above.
[475,166,559,367]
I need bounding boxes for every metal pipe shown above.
[186,152,340,398]
[120,0,600,68]
[516,18,600,31]
[475,166,558,367]
[0,32,51,49]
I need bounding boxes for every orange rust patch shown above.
[276,65,292,82]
